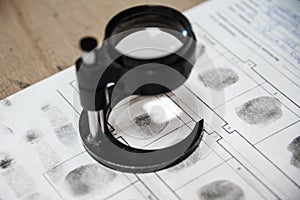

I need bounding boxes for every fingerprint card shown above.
[176,160,265,200]
[215,83,299,144]
[186,55,259,109]
[108,95,192,148]
[44,152,137,200]
[256,121,300,186]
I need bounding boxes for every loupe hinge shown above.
[77,37,108,139]
[87,111,99,138]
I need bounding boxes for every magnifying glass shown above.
[76,5,204,173]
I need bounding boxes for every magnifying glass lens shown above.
[115,28,184,59]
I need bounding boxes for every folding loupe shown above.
[76,5,205,173]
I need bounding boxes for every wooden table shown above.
[0,0,206,99]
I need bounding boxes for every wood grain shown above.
[0,0,206,99]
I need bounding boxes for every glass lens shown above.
[115,28,183,59]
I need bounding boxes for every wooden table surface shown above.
[0,0,206,99]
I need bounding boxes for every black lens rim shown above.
[103,5,196,68]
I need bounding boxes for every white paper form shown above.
[1,0,300,199]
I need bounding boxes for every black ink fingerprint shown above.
[288,136,300,169]
[198,68,239,91]
[25,129,41,143]
[41,105,69,127]
[64,163,116,196]
[42,105,77,146]
[53,123,77,146]
[0,153,13,169]
[198,180,245,200]
[236,96,282,125]
[134,113,169,138]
